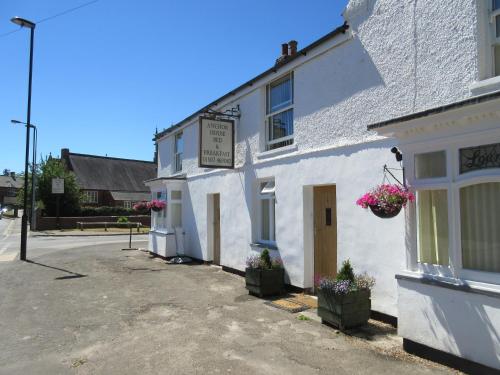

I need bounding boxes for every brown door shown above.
[314,185,337,280]
[213,194,221,265]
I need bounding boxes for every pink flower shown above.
[356,184,414,212]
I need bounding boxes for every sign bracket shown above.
[204,105,240,120]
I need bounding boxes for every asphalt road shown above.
[0,241,454,375]
[0,216,147,262]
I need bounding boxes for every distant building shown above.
[0,172,23,207]
[60,148,156,208]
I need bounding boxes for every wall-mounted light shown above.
[391,147,403,162]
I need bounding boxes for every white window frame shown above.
[151,190,167,231]
[257,180,276,245]
[124,201,132,209]
[407,133,500,286]
[82,190,98,204]
[265,73,294,151]
[174,132,183,173]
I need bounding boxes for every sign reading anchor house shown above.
[199,117,235,169]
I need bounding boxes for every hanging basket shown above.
[151,206,163,212]
[369,205,401,219]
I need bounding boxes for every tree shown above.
[17,156,81,216]
[2,169,10,176]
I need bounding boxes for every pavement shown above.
[0,216,147,262]
[0,241,456,375]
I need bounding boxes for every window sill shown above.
[250,242,278,251]
[470,75,500,96]
[256,144,298,160]
[396,271,500,299]
[149,229,175,236]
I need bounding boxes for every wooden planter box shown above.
[245,268,284,297]
[317,289,371,330]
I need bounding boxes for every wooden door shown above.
[213,194,221,265]
[314,185,337,280]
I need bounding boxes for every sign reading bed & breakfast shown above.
[198,117,235,169]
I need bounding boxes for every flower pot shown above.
[369,204,401,219]
[151,207,163,212]
[245,268,284,297]
[317,289,371,330]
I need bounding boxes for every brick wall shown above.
[36,215,151,231]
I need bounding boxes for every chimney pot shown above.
[288,40,298,56]
[10,172,15,180]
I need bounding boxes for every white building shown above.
[148,1,500,371]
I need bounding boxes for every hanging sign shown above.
[198,117,235,169]
[52,178,64,194]
[460,142,500,174]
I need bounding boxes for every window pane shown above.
[496,15,500,38]
[269,75,292,113]
[171,190,182,200]
[272,198,276,240]
[175,133,183,153]
[461,183,500,273]
[415,151,446,179]
[171,203,182,228]
[495,45,500,77]
[269,109,293,142]
[261,199,270,241]
[494,0,500,11]
[417,190,449,266]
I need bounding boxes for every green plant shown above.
[260,249,272,269]
[297,314,310,321]
[336,259,355,283]
[117,216,129,223]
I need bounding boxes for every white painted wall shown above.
[398,279,500,370]
[152,0,484,317]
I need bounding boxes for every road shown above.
[0,216,147,262]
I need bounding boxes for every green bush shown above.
[117,216,129,223]
[336,259,355,283]
[260,249,272,269]
[77,206,136,217]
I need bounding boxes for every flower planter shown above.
[369,204,401,219]
[245,268,284,297]
[317,289,371,330]
[151,207,163,212]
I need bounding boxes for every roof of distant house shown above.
[62,150,156,192]
[0,175,24,189]
[155,22,349,140]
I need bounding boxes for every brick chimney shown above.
[288,40,298,56]
[60,148,70,168]
[10,172,15,180]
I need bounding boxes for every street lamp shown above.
[11,120,37,231]
[11,16,36,261]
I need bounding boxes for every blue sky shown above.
[1,0,347,173]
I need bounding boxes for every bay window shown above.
[410,140,500,283]
[492,0,500,76]
[266,73,293,150]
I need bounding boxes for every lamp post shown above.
[11,120,37,231]
[11,16,36,261]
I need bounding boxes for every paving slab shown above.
[0,244,457,375]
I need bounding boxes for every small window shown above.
[124,201,132,209]
[417,190,449,266]
[415,151,446,179]
[460,182,500,273]
[266,74,293,151]
[174,132,183,172]
[82,190,98,204]
[258,180,276,244]
[171,190,182,200]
